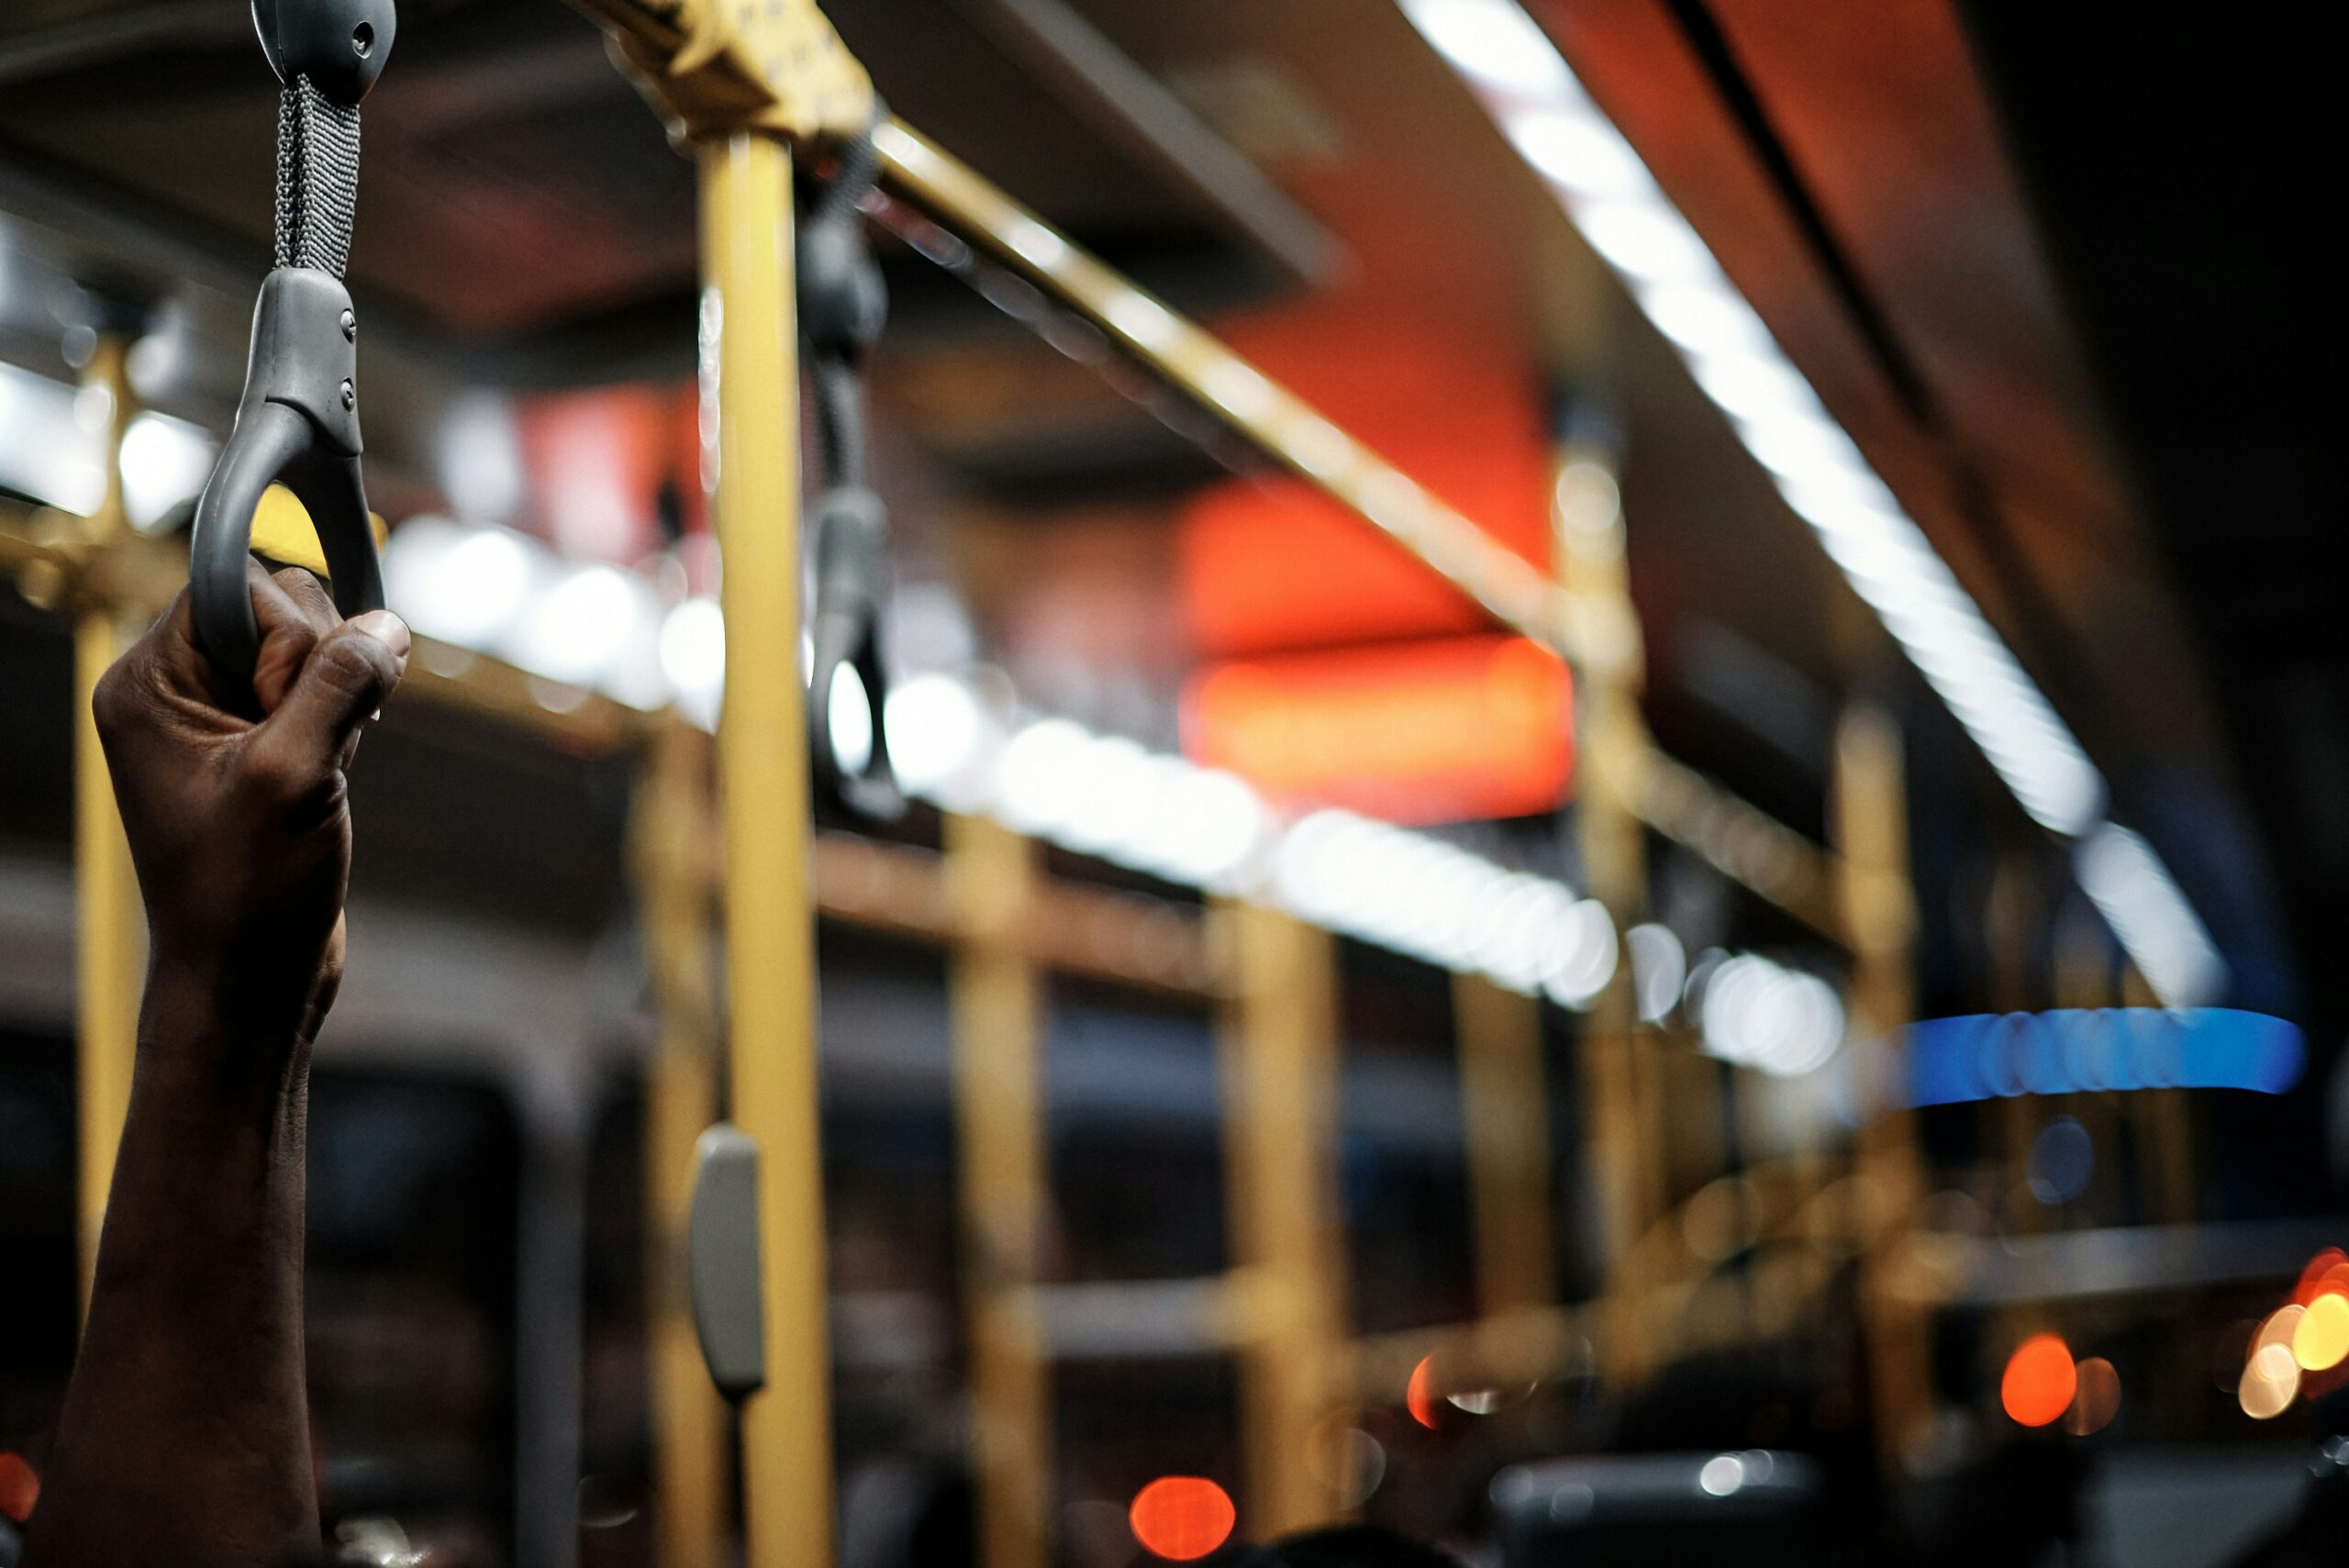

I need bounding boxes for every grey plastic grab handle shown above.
[189,267,384,679]
[686,1122,768,1402]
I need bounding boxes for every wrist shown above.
[139,957,317,1113]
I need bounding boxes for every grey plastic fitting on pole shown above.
[189,0,396,678]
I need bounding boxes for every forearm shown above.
[30,963,320,1568]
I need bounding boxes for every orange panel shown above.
[1178,324,1550,656]
[1184,635,1574,826]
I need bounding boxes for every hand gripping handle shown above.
[190,267,384,678]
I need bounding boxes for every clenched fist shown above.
[94,557,407,1057]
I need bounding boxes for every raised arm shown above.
[28,561,406,1568]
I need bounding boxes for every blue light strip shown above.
[1904,1009,2305,1107]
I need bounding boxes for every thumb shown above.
[253,609,409,773]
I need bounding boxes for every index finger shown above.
[250,563,338,716]
[144,558,337,722]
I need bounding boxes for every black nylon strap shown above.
[801,123,883,489]
[273,75,362,275]
[800,120,901,819]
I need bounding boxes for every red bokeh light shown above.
[2292,1248,2349,1307]
[2001,1333,2077,1428]
[0,1451,37,1522]
[1129,1475,1236,1562]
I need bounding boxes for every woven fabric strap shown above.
[273,76,362,275]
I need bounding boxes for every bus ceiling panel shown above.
[1954,5,2335,1027]
[1663,0,2241,793]
[1524,0,2238,806]
[0,0,1311,359]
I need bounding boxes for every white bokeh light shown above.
[507,563,649,687]
[659,595,725,730]
[383,517,541,649]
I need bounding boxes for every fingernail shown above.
[351,609,411,664]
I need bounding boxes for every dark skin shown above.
[27,561,407,1568]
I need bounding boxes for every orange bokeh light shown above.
[1407,1354,1444,1429]
[1186,634,1573,825]
[1129,1476,1236,1562]
[0,1451,37,1522]
[2001,1334,2077,1428]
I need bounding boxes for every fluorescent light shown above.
[1505,106,1653,202]
[1634,282,1773,360]
[1400,0,1575,96]
[2075,824,2225,1009]
[1400,0,2223,1003]
[1571,200,1716,285]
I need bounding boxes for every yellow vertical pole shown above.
[633,719,730,1568]
[1835,704,1927,1464]
[1552,445,1654,1379]
[701,131,835,1568]
[946,815,1051,1568]
[74,334,143,1310]
[1453,974,1557,1321]
[1219,901,1342,1538]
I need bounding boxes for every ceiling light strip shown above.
[1395,0,2222,1006]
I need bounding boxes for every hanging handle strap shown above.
[189,0,395,678]
[800,120,905,819]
